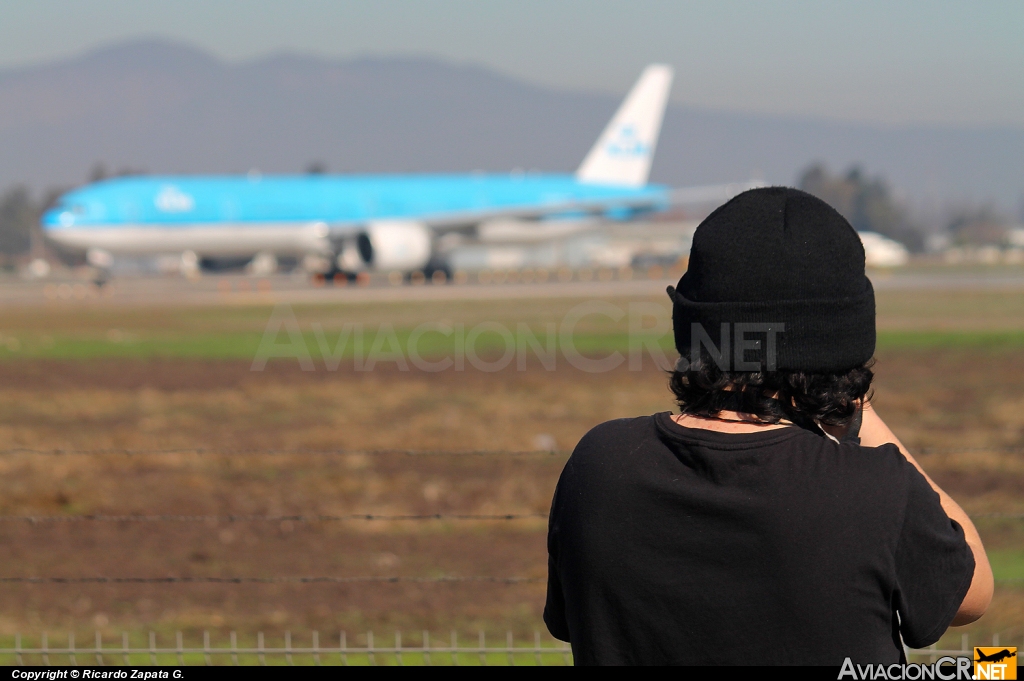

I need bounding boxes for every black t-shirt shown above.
[544,413,975,666]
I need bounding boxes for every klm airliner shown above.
[41,65,749,278]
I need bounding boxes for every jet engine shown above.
[355,220,432,272]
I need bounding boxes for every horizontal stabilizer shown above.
[670,181,769,205]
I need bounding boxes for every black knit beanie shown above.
[668,187,875,373]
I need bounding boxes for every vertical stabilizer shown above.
[576,64,674,187]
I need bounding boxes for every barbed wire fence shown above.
[0,447,570,456]
[0,513,550,522]
[0,576,543,584]
[0,445,1023,455]
[0,446,1021,665]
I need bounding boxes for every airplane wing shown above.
[320,192,662,238]
[324,180,766,239]
[420,193,668,232]
[421,180,768,233]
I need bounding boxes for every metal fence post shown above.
[257,631,266,666]
[15,633,22,667]
[340,631,348,666]
[395,631,402,666]
[422,630,430,666]
[41,631,49,667]
[203,631,211,667]
[534,631,541,666]
[450,630,459,666]
[285,630,293,666]
[479,630,486,666]
[367,630,375,666]
[176,632,184,666]
[121,632,129,666]
[69,632,76,666]
[506,631,514,666]
[230,631,238,666]
[95,631,104,666]
[312,631,320,666]
[148,632,157,666]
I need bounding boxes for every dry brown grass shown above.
[0,354,1019,643]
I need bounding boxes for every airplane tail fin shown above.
[576,64,674,187]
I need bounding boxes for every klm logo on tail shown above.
[605,125,651,158]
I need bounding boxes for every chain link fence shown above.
[1,630,573,666]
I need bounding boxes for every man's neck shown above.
[671,412,790,434]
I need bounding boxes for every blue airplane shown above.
[41,65,751,278]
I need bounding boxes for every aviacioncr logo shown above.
[155,186,196,213]
[605,125,650,157]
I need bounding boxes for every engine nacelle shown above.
[357,220,432,272]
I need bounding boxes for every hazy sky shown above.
[2,0,1021,128]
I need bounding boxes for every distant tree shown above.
[798,164,924,251]
[0,186,37,259]
[86,163,145,183]
[946,206,1008,246]
[88,163,109,183]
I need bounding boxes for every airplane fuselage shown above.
[42,173,669,257]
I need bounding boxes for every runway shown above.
[0,268,1023,308]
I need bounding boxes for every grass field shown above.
[0,288,1023,361]
[0,284,1021,663]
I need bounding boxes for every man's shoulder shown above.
[556,416,664,494]
[574,415,661,454]
[561,415,669,477]
[832,438,910,473]
[791,431,917,497]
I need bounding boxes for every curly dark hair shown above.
[669,351,874,427]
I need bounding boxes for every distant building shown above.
[858,231,909,267]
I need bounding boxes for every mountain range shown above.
[1,40,1021,215]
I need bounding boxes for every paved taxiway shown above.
[0,269,1023,308]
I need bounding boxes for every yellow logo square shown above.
[974,647,1017,680]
